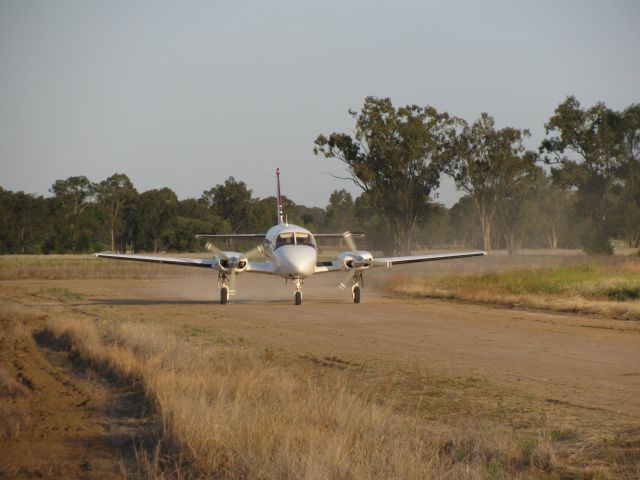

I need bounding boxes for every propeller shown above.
[337,231,390,290]
[338,269,356,290]
[205,241,264,292]
[339,231,360,290]
[205,241,224,255]
[342,231,357,252]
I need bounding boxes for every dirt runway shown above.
[1,270,639,477]
[6,271,639,418]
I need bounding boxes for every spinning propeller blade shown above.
[338,231,360,289]
[205,241,265,293]
[229,267,238,292]
[338,270,354,290]
[205,241,223,255]
[342,231,357,252]
[242,244,264,260]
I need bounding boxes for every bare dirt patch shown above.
[0,302,155,478]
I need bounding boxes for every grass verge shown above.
[392,260,640,321]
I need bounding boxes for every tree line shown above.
[1,95,638,255]
[315,95,639,255]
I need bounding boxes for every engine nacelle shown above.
[339,250,374,270]
[216,252,248,273]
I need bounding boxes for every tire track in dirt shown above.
[0,305,155,479]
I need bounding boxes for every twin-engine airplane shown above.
[96,169,485,305]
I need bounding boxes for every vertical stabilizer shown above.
[276,168,285,225]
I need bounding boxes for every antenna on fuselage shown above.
[276,167,285,225]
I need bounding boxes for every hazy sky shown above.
[1,1,638,208]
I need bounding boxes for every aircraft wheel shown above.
[221,287,229,305]
[353,286,361,304]
[294,290,302,306]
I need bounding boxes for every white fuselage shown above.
[264,223,317,278]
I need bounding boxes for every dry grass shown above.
[0,368,28,398]
[0,255,213,280]
[43,316,568,479]
[392,258,640,321]
[0,364,29,440]
[0,304,43,440]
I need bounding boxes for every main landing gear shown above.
[220,286,229,305]
[218,273,232,305]
[352,272,363,304]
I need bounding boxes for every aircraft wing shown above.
[246,261,276,275]
[95,253,217,268]
[314,260,344,273]
[314,250,485,274]
[314,233,365,239]
[195,234,266,239]
[374,250,486,265]
[96,253,279,275]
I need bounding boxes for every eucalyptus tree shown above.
[136,188,178,252]
[314,97,455,254]
[536,177,573,250]
[0,189,49,253]
[201,177,253,232]
[50,176,96,251]
[446,113,531,251]
[618,104,640,247]
[97,173,137,252]
[541,97,626,253]
[447,195,481,249]
[495,160,544,255]
[324,189,355,233]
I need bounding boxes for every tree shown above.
[324,189,355,233]
[447,196,481,248]
[535,176,573,250]
[446,113,531,251]
[50,176,96,252]
[494,161,544,255]
[617,104,640,247]
[97,173,137,252]
[136,188,178,252]
[540,96,626,254]
[314,97,454,254]
[0,189,49,253]
[354,191,392,253]
[201,177,253,232]
[297,205,326,232]
[161,216,228,251]
[416,203,449,248]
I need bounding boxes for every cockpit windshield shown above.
[274,232,316,249]
[295,232,316,248]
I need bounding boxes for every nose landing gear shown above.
[293,277,303,305]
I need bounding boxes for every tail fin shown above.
[276,168,284,225]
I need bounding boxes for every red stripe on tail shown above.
[276,168,284,224]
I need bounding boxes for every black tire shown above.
[353,286,361,304]
[294,290,302,306]
[221,287,229,305]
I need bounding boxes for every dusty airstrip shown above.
[1,259,638,478]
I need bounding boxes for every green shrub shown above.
[607,286,640,301]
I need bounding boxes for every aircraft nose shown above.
[281,246,316,277]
